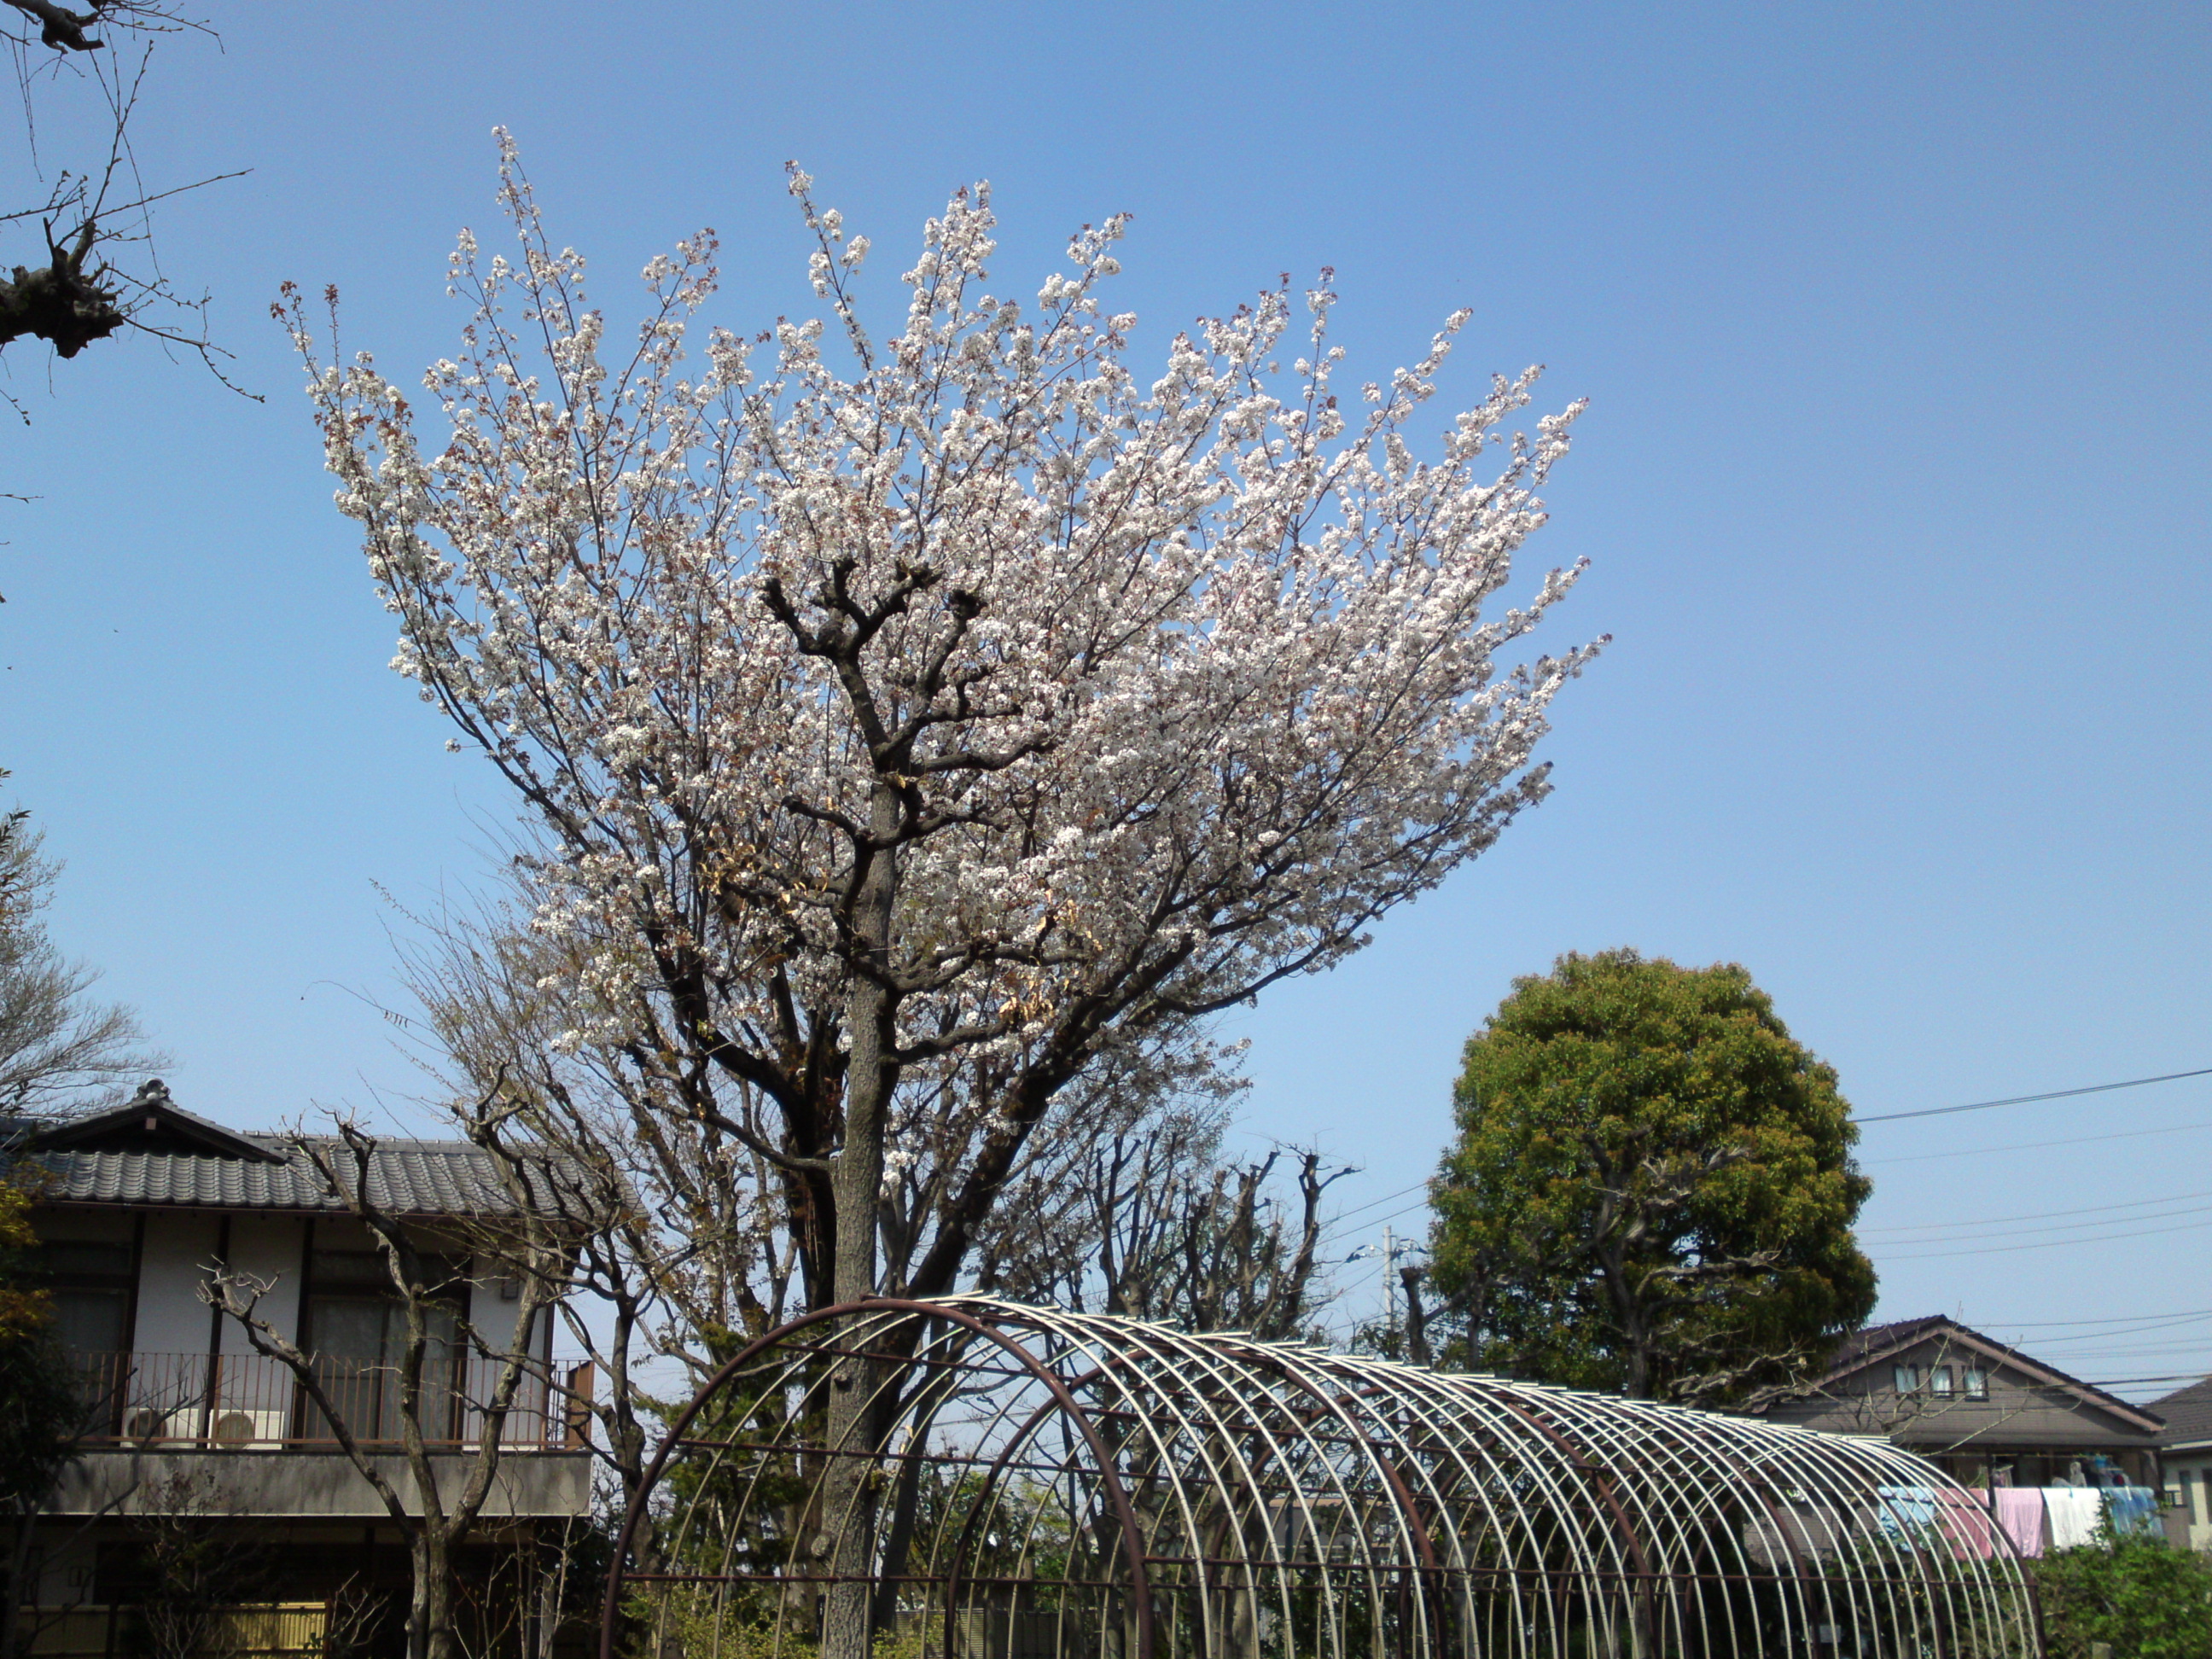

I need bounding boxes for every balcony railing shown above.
[64,1350,592,1451]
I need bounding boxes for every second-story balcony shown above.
[64,1350,592,1452]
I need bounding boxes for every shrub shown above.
[2033,1534,2212,1659]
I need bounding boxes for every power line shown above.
[1877,1213,2212,1261]
[1356,1195,2212,1260]
[2020,1325,2212,1348]
[2013,1318,2212,1347]
[1982,1307,2212,1330]
[1865,1118,2212,1166]
[1867,1202,2212,1249]
[1868,1187,2212,1234]
[1860,1187,2212,1238]
[1340,1197,1433,1234]
[1857,1066,2212,1125]
[1341,1069,2212,1257]
[1336,1074,2212,1239]
[1363,1180,2212,1248]
[1325,1179,1429,1229]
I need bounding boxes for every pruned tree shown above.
[294,138,1598,1659]
[1399,1263,1432,1365]
[0,3,247,389]
[1428,948,1877,1406]
[1344,1258,1436,1365]
[984,1116,1342,1342]
[201,1119,584,1659]
[381,880,804,1570]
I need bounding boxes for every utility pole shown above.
[1348,1226,1427,1358]
[1381,1225,1399,1348]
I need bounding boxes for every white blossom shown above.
[287,143,1602,1307]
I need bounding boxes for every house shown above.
[1752,1314,2167,1489]
[2145,1374,2212,1550]
[9,1081,591,1645]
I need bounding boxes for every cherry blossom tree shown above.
[292,136,1601,1659]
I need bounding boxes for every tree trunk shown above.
[408,1526,459,1659]
[406,1532,432,1659]
[534,1522,568,1659]
[820,783,903,1659]
[870,1420,929,1635]
[1399,1266,1431,1368]
[1596,1239,1656,1400]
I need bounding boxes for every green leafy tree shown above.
[2034,1530,2212,1659]
[1428,949,1875,1405]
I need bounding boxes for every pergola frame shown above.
[602,1297,2041,1659]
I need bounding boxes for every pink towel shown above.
[1993,1487,2045,1558]
[1936,1487,1998,1558]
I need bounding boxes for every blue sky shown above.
[3,3,2207,1391]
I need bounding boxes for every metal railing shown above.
[64,1349,592,1450]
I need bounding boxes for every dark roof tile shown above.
[2146,1376,2212,1447]
[26,1132,531,1215]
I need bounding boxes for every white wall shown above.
[132,1212,219,1355]
[467,1260,539,1355]
[2167,1451,2212,1551]
[414,1223,551,1359]
[218,1214,306,1351]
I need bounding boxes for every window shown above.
[51,1284,128,1353]
[1964,1365,1987,1400]
[36,1240,134,1352]
[306,1295,463,1441]
[1892,1364,1919,1393]
[1930,1365,1954,1398]
[38,1239,134,1278]
[304,1249,467,1444]
[34,1237,136,1432]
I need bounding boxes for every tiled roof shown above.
[28,1086,283,1165]
[2146,1376,2212,1447]
[1825,1315,1953,1371]
[32,1134,522,1214]
[4,1084,550,1217]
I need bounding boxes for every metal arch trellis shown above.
[601,1297,2041,1659]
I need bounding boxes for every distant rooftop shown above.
[1787,1312,2164,1435]
[2146,1374,2212,1450]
